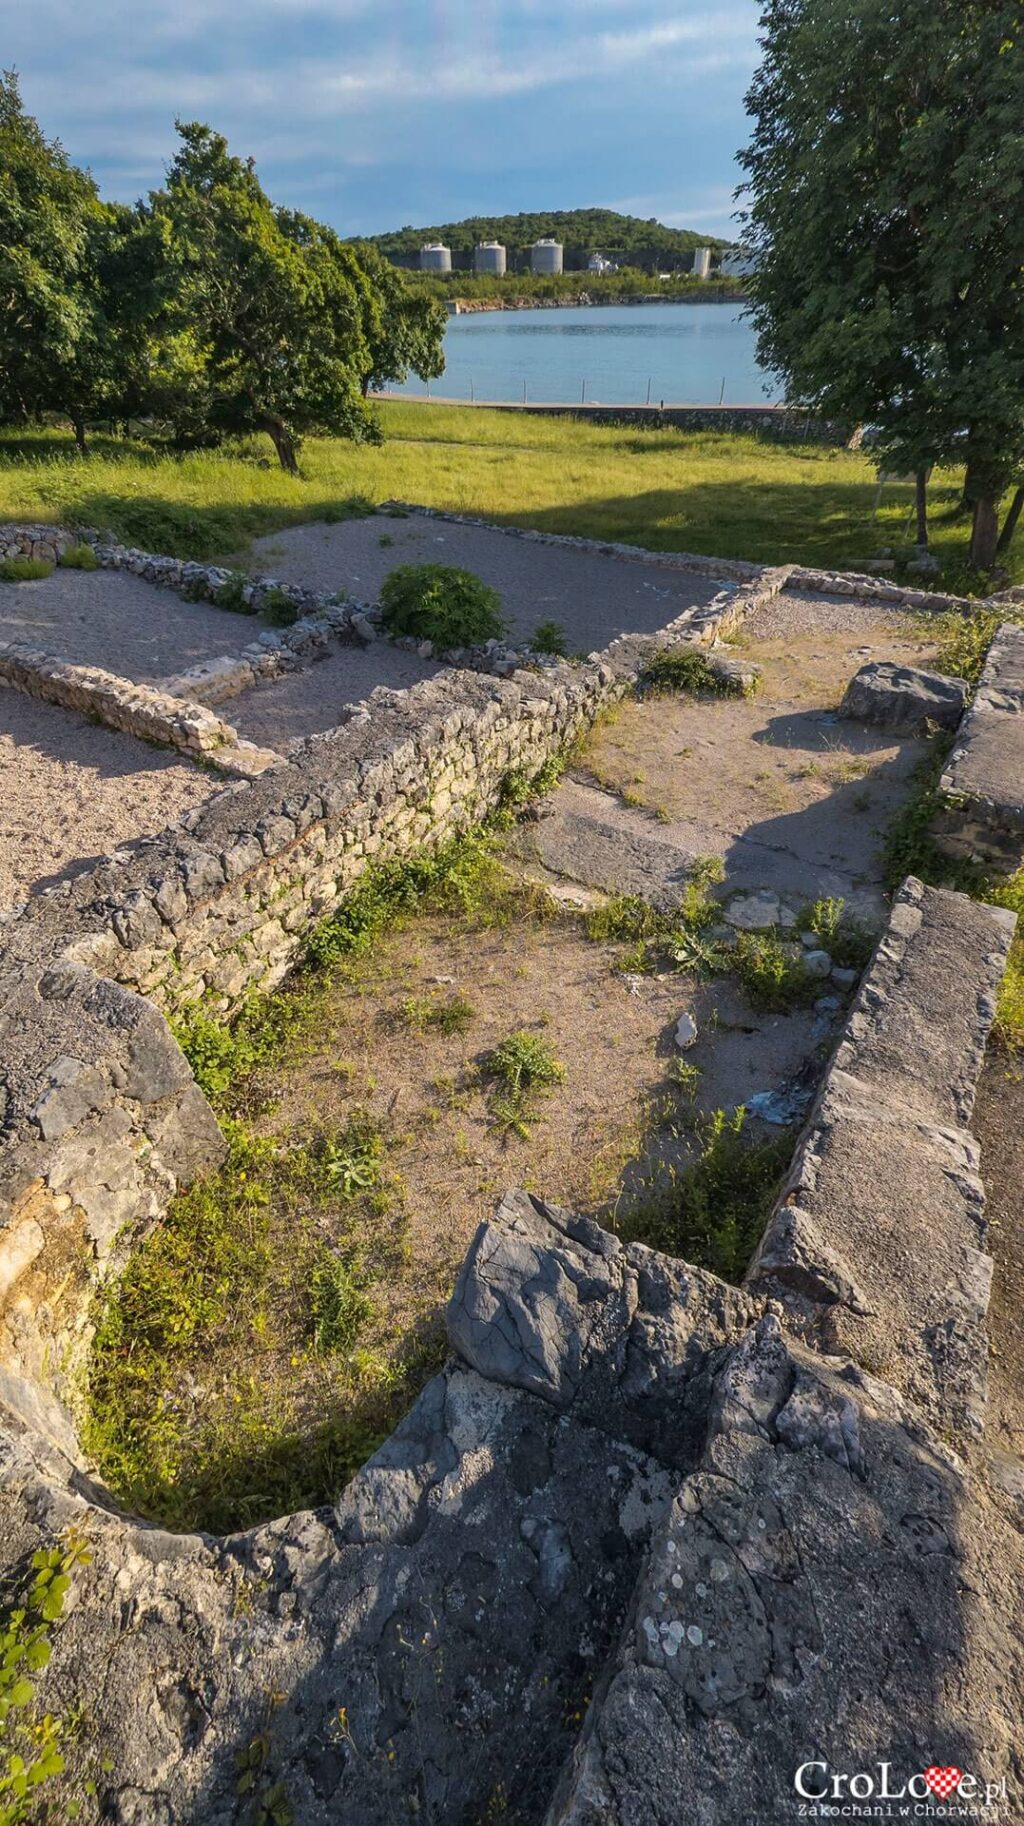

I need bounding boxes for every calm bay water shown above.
[390,301,781,408]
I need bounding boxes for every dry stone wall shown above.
[935,622,1024,871]
[0,882,1019,1826]
[0,637,281,776]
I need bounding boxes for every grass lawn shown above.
[0,403,1014,585]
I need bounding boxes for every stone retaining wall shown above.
[0,523,80,565]
[935,622,1024,871]
[2,568,784,1027]
[0,637,280,776]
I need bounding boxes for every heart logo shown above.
[924,1767,963,1800]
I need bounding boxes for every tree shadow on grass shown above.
[512,479,920,568]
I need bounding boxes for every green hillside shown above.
[361,208,731,266]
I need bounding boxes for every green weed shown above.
[484,1030,566,1136]
[56,541,97,570]
[733,932,820,1012]
[614,1107,792,1282]
[0,557,52,582]
[0,1529,92,1826]
[531,619,569,656]
[260,587,299,627]
[799,896,876,970]
[395,993,476,1037]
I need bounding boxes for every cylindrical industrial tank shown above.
[420,243,452,273]
[530,238,563,275]
[474,241,507,276]
[692,245,712,281]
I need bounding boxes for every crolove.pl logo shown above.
[793,1761,1010,1819]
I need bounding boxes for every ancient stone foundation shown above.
[1,525,1022,1821]
[0,875,1018,1824]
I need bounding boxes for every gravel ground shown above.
[742,588,927,642]
[0,687,216,910]
[0,569,262,682]
[228,640,442,748]
[249,513,725,651]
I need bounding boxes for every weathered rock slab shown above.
[546,1318,1024,1826]
[839,660,968,733]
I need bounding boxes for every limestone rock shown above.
[839,660,968,733]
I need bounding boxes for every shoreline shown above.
[444,289,747,314]
[373,397,844,441]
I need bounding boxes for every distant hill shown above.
[360,209,732,270]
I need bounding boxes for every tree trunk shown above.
[970,496,1000,569]
[71,414,87,457]
[915,470,929,547]
[261,414,298,474]
[996,486,1024,556]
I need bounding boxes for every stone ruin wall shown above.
[0,567,784,1451]
[2,519,1023,1821]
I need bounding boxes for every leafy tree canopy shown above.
[0,92,446,470]
[741,0,1024,566]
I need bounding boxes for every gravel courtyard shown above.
[249,510,726,651]
[0,568,264,682]
[227,639,442,747]
[0,686,215,909]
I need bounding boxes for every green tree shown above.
[347,241,446,396]
[148,122,382,471]
[741,1,1024,567]
[0,70,104,445]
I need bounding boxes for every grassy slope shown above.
[0,402,1016,583]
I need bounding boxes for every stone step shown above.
[510,777,884,919]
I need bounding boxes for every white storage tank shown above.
[420,242,452,273]
[692,245,712,281]
[474,241,507,276]
[531,238,563,275]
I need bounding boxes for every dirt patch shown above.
[0,685,216,909]
[231,892,834,1423]
[572,590,941,919]
[0,568,265,682]
[228,638,442,748]
[249,510,725,653]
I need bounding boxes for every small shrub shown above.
[378,562,506,648]
[57,541,98,570]
[396,993,476,1036]
[640,646,743,697]
[0,557,53,583]
[531,619,569,656]
[260,587,299,627]
[214,573,257,615]
[320,494,374,523]
[615,1107,792,1282]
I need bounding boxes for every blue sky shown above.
[6,2,761,239]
